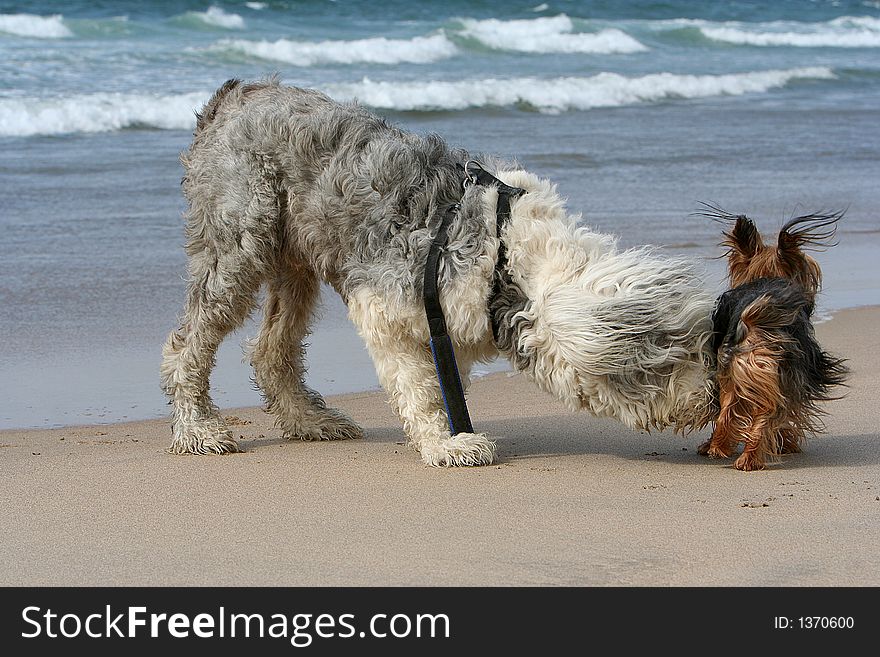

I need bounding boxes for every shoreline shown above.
[2,302,875,436]
[1,305,878,586]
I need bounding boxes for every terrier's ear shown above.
[694,202,763,258]
[725,215,763,259]
[778,210,842,254]
[777,211,842,292]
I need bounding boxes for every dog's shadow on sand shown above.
[471,417,879,470]
[476,415,702,462]
[763,436,880,470]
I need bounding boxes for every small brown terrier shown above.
[698,206,848,470]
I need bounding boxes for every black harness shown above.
[422,161,525,436]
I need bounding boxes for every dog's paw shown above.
[168,420,240,455]
[288,408,363,442]
[697,439,733,459]
[734,453,766,471]
[419,433,496,467]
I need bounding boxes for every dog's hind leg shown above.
[161,261,262,455]
[250,268,363,442]
[778,424,803,454]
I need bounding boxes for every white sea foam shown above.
[326,67,835,112]
[0,91,209,137]
[194,6,245,30]
[0,67,835,137]
[458,14,646,53]
[245,2,267,9]
[679,15,880,48]
[0,13,72,38]
[216,33,458,65]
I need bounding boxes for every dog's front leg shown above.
[362,332,495,466]
[386,340,495,467]
[348,288,495,467]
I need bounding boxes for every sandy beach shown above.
[1,305,877,587]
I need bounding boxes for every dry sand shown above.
[1,306,878,587]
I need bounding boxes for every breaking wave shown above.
[0,13,72,38]
[0,91,210,137]
[668,15,880,48]
[326,67,836,112]
[205,14,647,66]
[174,6,245,31]
[214,33,458,65]
[456,14,647,54]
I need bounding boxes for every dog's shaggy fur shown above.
[161,78,717,466]
[696,208,848,470]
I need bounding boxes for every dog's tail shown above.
[725,280,848,406]
[194,76,279,135]
[745,286,849,438]
[195,78,242,135]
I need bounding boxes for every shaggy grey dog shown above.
[161,78,716,466]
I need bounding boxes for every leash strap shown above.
[464,161,526,342]
[424,203,475,436]
[423,163,525,436]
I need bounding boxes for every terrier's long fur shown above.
[161,78,717,466]
[697,207,848,470]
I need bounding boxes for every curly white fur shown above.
[498,169,716,431]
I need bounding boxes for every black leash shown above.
[422,161,525,436]
[423,203,475,435]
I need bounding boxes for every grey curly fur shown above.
[184,78,482,300]
[161,78,512,460]
[160,77,717,465]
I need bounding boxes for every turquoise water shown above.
[1,1,879,428]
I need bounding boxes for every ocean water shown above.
[1,0,879,429]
